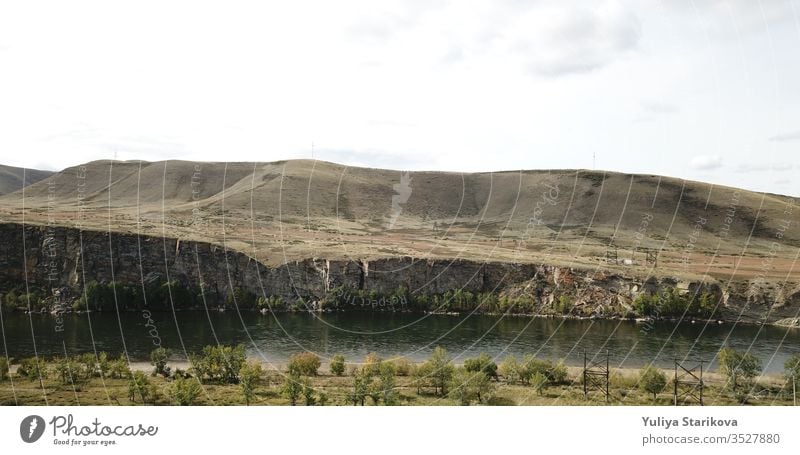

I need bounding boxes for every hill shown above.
[0,159,796,282]
[0,164,54,196]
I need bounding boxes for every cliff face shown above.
[1,223,798,324]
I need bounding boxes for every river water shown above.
[1,311,798,373]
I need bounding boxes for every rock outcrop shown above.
[0,222,795,324]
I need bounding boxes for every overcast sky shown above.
[1,0,799,195]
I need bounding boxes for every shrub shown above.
[287,352,321,376]
[719,347,762,402]
[17,357,48,380]
[391,357,412,376]
[330,354,346,376]
[421,347,453,396]
[530,372,548,395]
[239,361,263,405]
[784,354,800,382]
[448,367,495,405]
[150,347,171,377]
[639,366,667,402]
[128,371,156,404]
[190,345,246,383]
[54,357,85,385]
[464,353,498,380]
[281,372,303,405]
[499,356,521,384]
[108,356,131,379]
[169,376,202,405]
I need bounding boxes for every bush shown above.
[330,354,346,376]
[128,371,156,404]
[54,357,85,385]
[190,345,246,383]
[287,352,321,376]
[150,347,171,377]
[448,367,495,405]
[464,353,498,380]
[499,356,521,384]
[281,372,303,405]
[17,357,48,380]
[639,366,667,402]
[239,362,263,405]
[784,354,800,382]
[0,358,8,381]
[169,376,202,405]
[391,357,412,376]
[530,372,548,395]
[719,347,762,402]
[421,347,453,396]
[108,356,131,379]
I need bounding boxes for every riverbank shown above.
[1,355,795,406]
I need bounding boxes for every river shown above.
[1,311,798,373]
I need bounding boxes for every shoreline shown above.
[13,306,800,329]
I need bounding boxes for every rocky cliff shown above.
[1,222,798,325]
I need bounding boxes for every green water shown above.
[1,311,798,373]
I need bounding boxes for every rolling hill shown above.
[0,159,796,282]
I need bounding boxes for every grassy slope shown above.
[0,159,796,281]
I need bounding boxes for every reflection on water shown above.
[2,311,798,373]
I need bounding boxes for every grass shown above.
[1,363,795,406]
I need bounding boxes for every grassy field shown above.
[1,361,795,407]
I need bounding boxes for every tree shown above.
[287,352,321,376]
[302,379,316,406]
[530,372,548,396]
[281,372,303,405]
[718,347,762,401]
[464,353,498,380]
[330,354,346,376]
[54,356,83,385]
[190,345,246,383]
[239,362,263,405]
[372,362,398,405]
[108,356,131,379]
[349,369,373,405]
[150,347,171,377]
[0,357,8,381]
[423,347,454,396]
[128,371,156,404]
[448,367,495,405]
[499,356,521,384]
[639,366,667,402]
[169,376,202,405]
[17,357,48,380]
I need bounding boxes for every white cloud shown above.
[689,155,723,170]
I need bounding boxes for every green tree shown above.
[128,371,156,404]
[785,354,800,383]
[330,354,346,376]
[17,357,48,380]
[150,347,171,377]
[281,372,303,405]
[349,369,373,405]
[423,347,454,396]
[499,356,521,384]
[374,362,398,405]
[108,356,131,379]
[530,372,548,396]
[287,352,321,376]
[169,376,202,405]
[54,357,83,385]
[639,366,667,402]
[464,353,498,380]
[448,367,495,405]
[190,345,246,383]
[239,362,263,405]
[718,347,762,402]
[302,378,316,406]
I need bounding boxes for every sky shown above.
[0,0,799,195]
